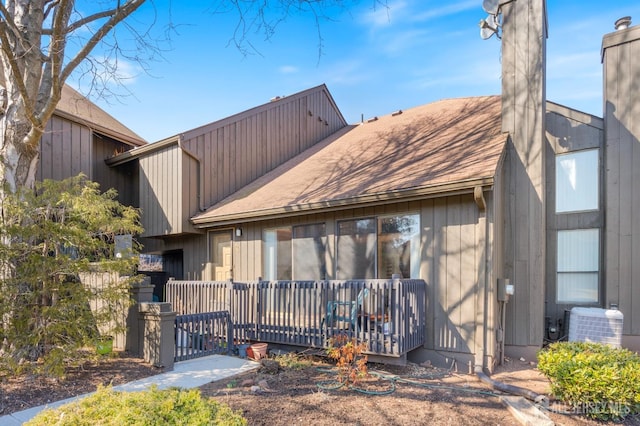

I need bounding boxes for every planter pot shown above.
[249,343,268,360]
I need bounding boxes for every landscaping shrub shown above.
[326,334,368,385]
[24,385,247,426]
[537,341,640,421]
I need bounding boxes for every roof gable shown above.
[56,85,146,147]
[193,95,506,225]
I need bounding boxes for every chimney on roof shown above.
[614,16,632,31]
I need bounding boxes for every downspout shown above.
[475,368,548,405]
[177,134,206,212]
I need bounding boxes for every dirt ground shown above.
[0,354,163,416]
[2,351,639,426]
[200,353,639,426]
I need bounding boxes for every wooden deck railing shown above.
[166,279,426,358]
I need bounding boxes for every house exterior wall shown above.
[602,24,640,346]
[543,103,604,338]
[138,144,199,237]
[38,114,139,206]
[176,194,496,369]
[500,0,547,353]
[39,114,93,181]
[131,85,347,239]
[180,86,347,210]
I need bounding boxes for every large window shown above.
[337,214,420,280]
[263,224,326,281]
[556,149,599,213]
[557,229,599,303]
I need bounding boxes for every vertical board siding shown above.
[428,196,483,353]
[182,86,347,211]
[500,0,546,348]
[140,145,185,237]
[603,32,640,335]
[126,88,347,240]
[39,115,92,181]
[38,115,138,208]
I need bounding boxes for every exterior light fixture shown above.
[235,228,242,237]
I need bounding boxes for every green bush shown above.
[0,175,144,377]
[24,385,247,426]
[537,341,640,421]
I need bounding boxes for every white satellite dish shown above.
[482,0,500,15]
[479,14,499,40]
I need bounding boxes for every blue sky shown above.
[80,1,640,142]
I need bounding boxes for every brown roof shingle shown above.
[56,85,146,146]
[192,95,506,225]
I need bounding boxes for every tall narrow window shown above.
[263,228,292,280]
[556,149,599,213]
[292,223,326,280]
[557,229,599,303]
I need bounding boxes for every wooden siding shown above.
[423,195,490,359]
[39,114,92,181]
[500,0,546,348]
[93,134,139,207]
[603,26,640,336]
[181,87,346,210]
[38,115,139,207]
[139,145,197,237]
[544,105,604,334]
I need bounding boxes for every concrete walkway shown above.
[0,355,260,425]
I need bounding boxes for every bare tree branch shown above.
[213,0,388,59]
[0,24,39,128]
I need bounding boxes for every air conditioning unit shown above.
[568,307,623,348]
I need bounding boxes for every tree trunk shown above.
[0,95,42,195]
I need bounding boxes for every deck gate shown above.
[174,311,233,361]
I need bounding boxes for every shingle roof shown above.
[192,95,506,225]
[56,85,146,146]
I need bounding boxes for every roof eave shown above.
[192,176,495,228]
[54,109,147,148]
[105,136,181,166]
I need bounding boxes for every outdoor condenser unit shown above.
[568,307,623,348]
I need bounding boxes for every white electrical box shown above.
[568,307,623,348]
[497,278,512,302]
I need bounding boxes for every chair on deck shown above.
[322,288,369,331]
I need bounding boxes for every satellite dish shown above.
[479,14,499,40]
[482,0,500,15]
